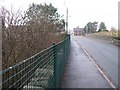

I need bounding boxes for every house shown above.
[73,26,84,36]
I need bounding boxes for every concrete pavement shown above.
[62,37,112,88]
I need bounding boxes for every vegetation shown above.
[2,3,66,69]
[84,21,108,33]
[84,21,98,33]
[89,31,112,40]
[98,22,107,32]
[87,30,120,42]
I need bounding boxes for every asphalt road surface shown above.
[72,35,119,87]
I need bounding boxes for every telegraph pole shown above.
[66,8,68,34]
[64,0,68,34]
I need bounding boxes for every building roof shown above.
[73,26,84,32]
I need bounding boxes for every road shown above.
[72,35,119,87]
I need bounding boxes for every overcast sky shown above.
[0,0,119,30]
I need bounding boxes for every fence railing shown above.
[0,34,70,89]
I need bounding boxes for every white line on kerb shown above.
[81,46,117,89]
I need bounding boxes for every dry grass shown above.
[90,31,120,40]
[86,31,120,47]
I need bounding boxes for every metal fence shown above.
[0,34,70,89]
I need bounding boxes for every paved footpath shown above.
[62,37,112,88]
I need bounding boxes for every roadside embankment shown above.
[85,31,120,46]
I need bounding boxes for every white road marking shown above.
[81,45,117,89]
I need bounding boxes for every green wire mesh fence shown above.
[0,34,70,89]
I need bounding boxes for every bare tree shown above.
[2,3,66,69]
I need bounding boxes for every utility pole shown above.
[64,0,68,34]
[66,8,68,34]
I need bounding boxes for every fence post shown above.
[53,43,59,88]
[68,34,70,52]
[68,34,70,43]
